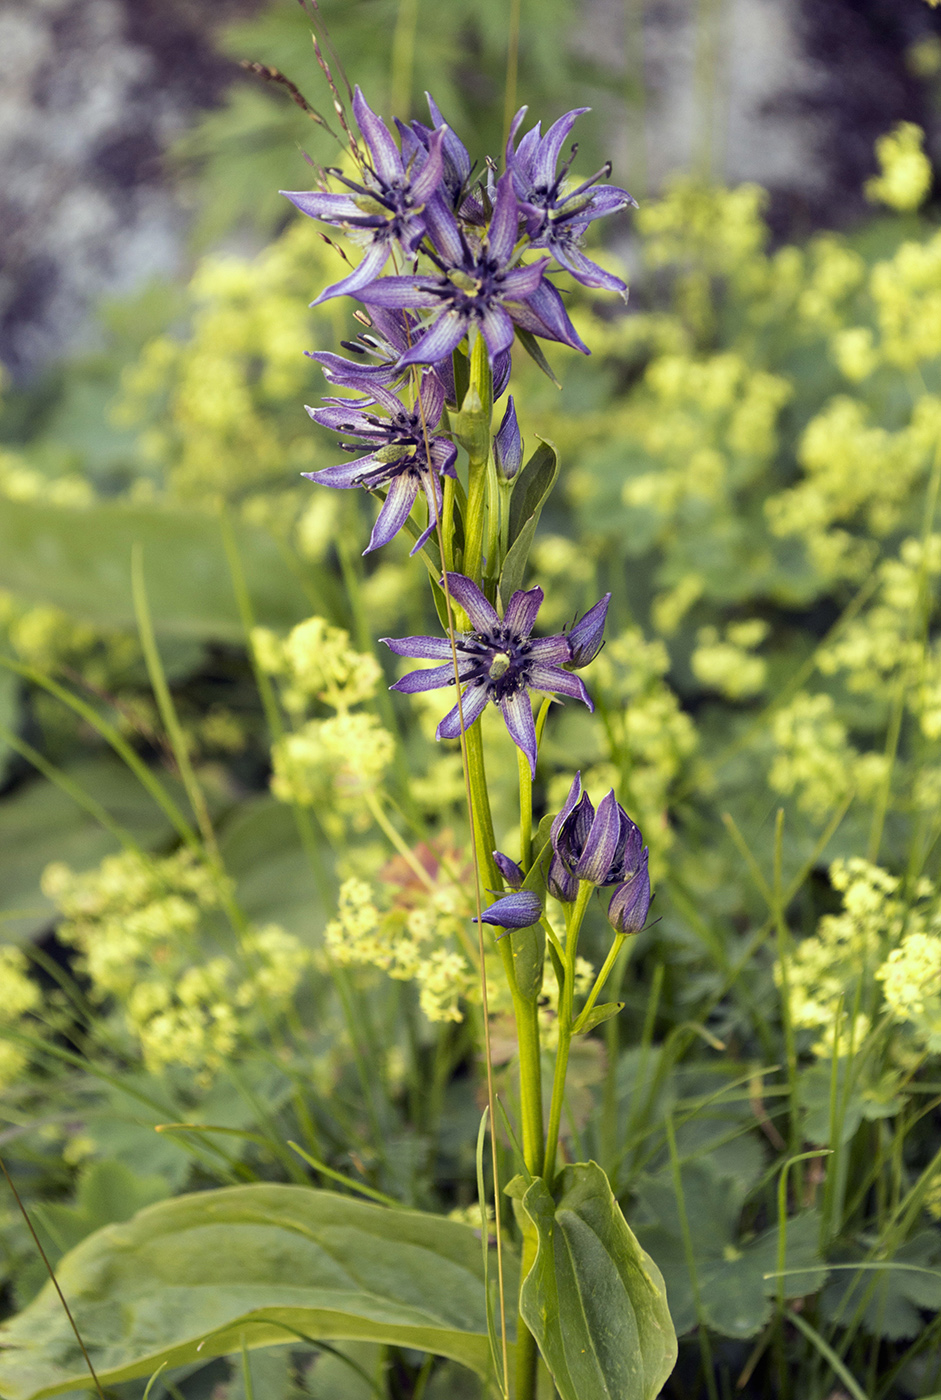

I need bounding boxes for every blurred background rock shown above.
[0,0,939,382]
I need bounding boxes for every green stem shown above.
[518,746,533,872]
[543,880,594,1183]
[461,336,493,586]
[572,933,626,1035]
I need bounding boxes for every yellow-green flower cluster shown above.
[779,858,941,1059]
[621,352,791,524]
[255,615,394,826]
[324,873,476,1024]
[769,693,886,817]
[864,122,933,213]
[115,220,340,506]
[691,619,769,700]
[253,617,381,714]
[767,399,941,581]
[42,850,310,1077]
[0,947,41,1091]
[818,534,941,711]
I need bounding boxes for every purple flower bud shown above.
[573,790,623,884]
[474,891,542,929]
[547,852,579,903]
[493,850,524,890]
[607,850,650,934]
[493,396,523,482]
[551,780,645,889]
[567,593,611,668]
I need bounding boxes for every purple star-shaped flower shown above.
[303,375,456,555]
[356,171,588,367]
[506,106,636,299]
[281,87,446,306]
[382,573,598,775]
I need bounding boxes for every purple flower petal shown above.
[280,190,364,222]
[566,593,611,667]
[422,193,466,265]
[550,773,583,852]
[551,243,628,299]
[429,438,458,476]
[574,790,622,884]
[499,689,537,777]
[493,850,524,890]
[488,171,521,266]
[398,310,468,368]
[436,679,490,739]
[527,666,593,709]
[382,634,454,660]
[547,852,579,903]
[503,585,543,638]
[531,107,590,189]
[357,276,443,310]
[493,395,522,482]
[478,305,516,361]
[353,86,403,186]
[527,636,572,664]
[441,573,500,632]
[409,127,446,203]
[391,661,468,693]
[303,454,384,489]
[311,239,394,308]
[607,852,651,933]
[500,260,550,300]
[517,280,589,353]
[474,890,542,929]
[365,472,419,553]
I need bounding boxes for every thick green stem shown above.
[543,880,594,1183]
[518,746,533,872]
[461,336,493,586]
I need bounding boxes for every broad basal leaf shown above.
[0,498,318,640]
[509,1161,676,1400]
[0,1184,517,1400]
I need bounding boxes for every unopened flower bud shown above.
[607,851,650,934]
[474,890,542,929]
[566,593,611,668]
[493,395,523,482]
[493,850,524,890]
[547,853,579,903]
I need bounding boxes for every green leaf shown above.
[0,759,188,943]
[0,498,316,641]
[509,1161,676,1400]
[513,328,561,389]
[574,1003,624,1036]
[499,440,560,608]
[0,1184,518,1400]
[819,1231,941,1341]
[633,1160,826,1339]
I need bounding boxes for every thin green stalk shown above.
[518,745,533,871]
[390,0,418,117]
[788,1312,869,1400]
[543,880,593,1182]
[772,808,799,1154]
[665,1114,719,1400]
[572,932,626,1035]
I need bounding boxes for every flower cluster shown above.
[284,88,634,556]
[42,851,311,1078]
[323,845,478,1024]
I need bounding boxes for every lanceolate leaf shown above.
[499,439,560,607]
[0,1185,518,1400]
[509,1162,677,1400]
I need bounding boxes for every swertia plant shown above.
[284,86,677,1400]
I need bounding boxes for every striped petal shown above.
[441,573,500,632]
[436,680,490,740]
[499,689,537,777]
